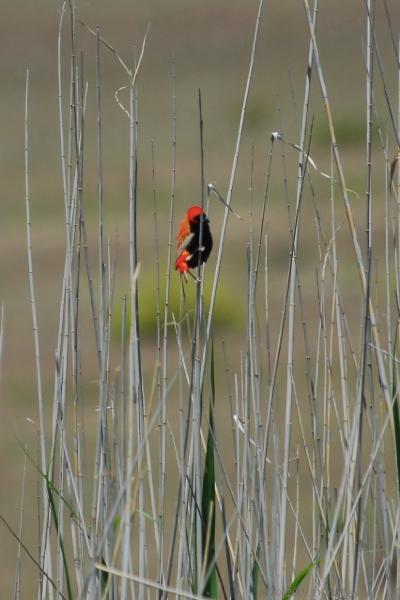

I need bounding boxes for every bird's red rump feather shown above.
[175,250,190,273]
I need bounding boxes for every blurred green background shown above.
[1,0,399,596]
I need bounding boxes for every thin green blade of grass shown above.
[250,544,261,599]
[14,437,78,520]
[201,343,218,598]
[391,345,400,498]
[281,561,316,600]
[0,513,66,600]
[45,480,74,600]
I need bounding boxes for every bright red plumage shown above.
[175,205,213,280]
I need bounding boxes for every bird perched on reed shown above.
[175,205,213,281]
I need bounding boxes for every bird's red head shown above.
[176,205,209,254]
[187,205,206,223]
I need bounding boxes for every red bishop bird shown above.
[175,205,213,281]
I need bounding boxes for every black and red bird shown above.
[175,205,213,280]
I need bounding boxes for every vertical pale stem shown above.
[200,0,264,385]
[96,26,105,362]
[278,2,318,593]
[160,58,176,589]
[25,70,53,599]
[303,0,392,419]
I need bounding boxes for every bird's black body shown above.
[186,215,213,268]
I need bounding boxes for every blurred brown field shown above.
[1,0,399,597]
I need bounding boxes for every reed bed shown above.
[4,0,400,598]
